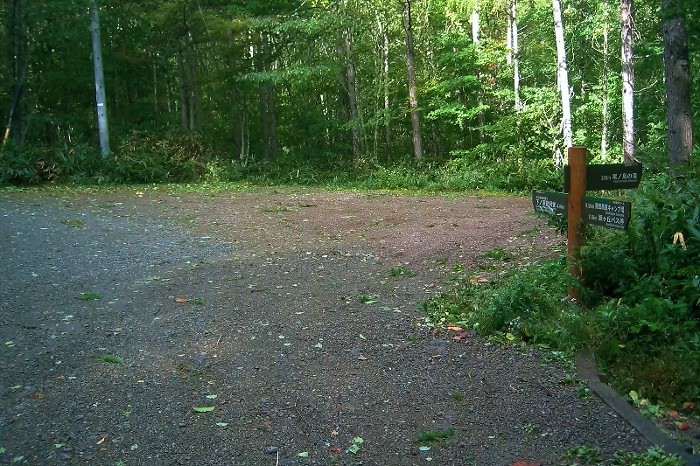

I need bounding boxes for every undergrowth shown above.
[425,169,700,407]
[0,134,560,193]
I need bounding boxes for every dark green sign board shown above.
[533,191,567,216]
[565,163,642,192]
[533,191,632,230]
[583,196,632,230]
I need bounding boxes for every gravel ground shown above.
[0,189,647,466]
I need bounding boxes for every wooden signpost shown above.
[533,147,642,300]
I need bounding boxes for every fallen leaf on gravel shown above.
[447,326,463,332]
[347,437,364,455]
[452,331,469,342]
[96,436,107,445]
[329,447,342,454]
[175,297,189,304]
[297,451,309,458]
[193,406,215,413]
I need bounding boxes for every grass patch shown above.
[483,247,512,262]
[358,294,378,305]
[61,219,86,229]
[417,428,455,445]
[78,292,102,301]
[610,448,683,466]
[97,354,124,365]
[389,265,417,278]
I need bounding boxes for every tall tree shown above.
[402,0,423,160]
[3,0,27,147]
[470,0,480,46]
[600,0,611,160]
[377,14,391,152]
[343,27,363,158]
[663,0,693,167]
[511,0,521,111]
[620,0,636,164]
[552,0,573,166]
[90,0,110,157]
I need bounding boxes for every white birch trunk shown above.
[601,3,610,160]
[470,3,480,46]
[90,0,110,157]
[382,22,391,150]
[620,0,636,164]
[552,0,573,165]
[511,0,521,111]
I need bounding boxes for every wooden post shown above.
[567,147,587,301]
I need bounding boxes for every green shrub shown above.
[424,260,589,350]
[426,165,700,405]
[110,131,214,183]
[0,143,99,185]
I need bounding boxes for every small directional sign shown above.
[583,196,632,230]
[565,164,642,192]
[533,191,632,230]
[533,191,567,216]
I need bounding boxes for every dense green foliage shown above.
[426,167,700,404]
[0,0,698,186]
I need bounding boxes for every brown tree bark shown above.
[663,0,693,166]
[343,29,363,158]
[402,0,423,161]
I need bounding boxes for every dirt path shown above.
[0,189,645,465]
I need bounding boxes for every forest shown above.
[0,0,697,188]
[1,1,700,462]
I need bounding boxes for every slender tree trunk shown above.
[90,0,110,157]
[152,59,159,116]
[378,17,391,152]
[403,0,423,160]
[344,29,363,158]
[471,1,485,141]
[178,51,191,130]
[552,0,573,166]
[470,3,480,46]
[662,0,693,167]
[261,82,278,159]
[601,1,610,160]
[621,0,636,165]
[3,0,28,147]
[511,0,521,111]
